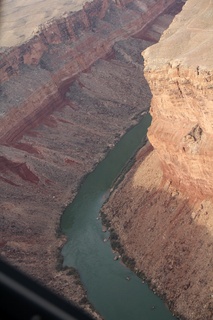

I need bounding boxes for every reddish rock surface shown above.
[143,0,213,200]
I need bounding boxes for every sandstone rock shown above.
[143,0,213,200]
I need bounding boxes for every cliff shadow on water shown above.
[102,147,213,320]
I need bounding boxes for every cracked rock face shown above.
[143,0,213,199]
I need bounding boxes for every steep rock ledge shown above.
[143,0,213,200]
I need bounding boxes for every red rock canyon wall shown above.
[143,0,213,200]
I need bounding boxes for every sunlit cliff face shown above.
[143,0,213,199]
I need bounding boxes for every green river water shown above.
[61,113,177,320]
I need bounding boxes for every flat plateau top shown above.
[143,0,213,71]
[0,0,89,48]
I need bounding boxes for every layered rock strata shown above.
[143,0,213,200]
[0,0,176,144]
[0,0,182,316]
[103,0,213,319]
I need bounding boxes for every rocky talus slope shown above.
[103,0,213,319]
[0,0,182,316]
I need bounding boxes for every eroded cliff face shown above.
[143,0,213,200]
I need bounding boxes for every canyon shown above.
[0,0,182,317]
[1,0,212,320]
